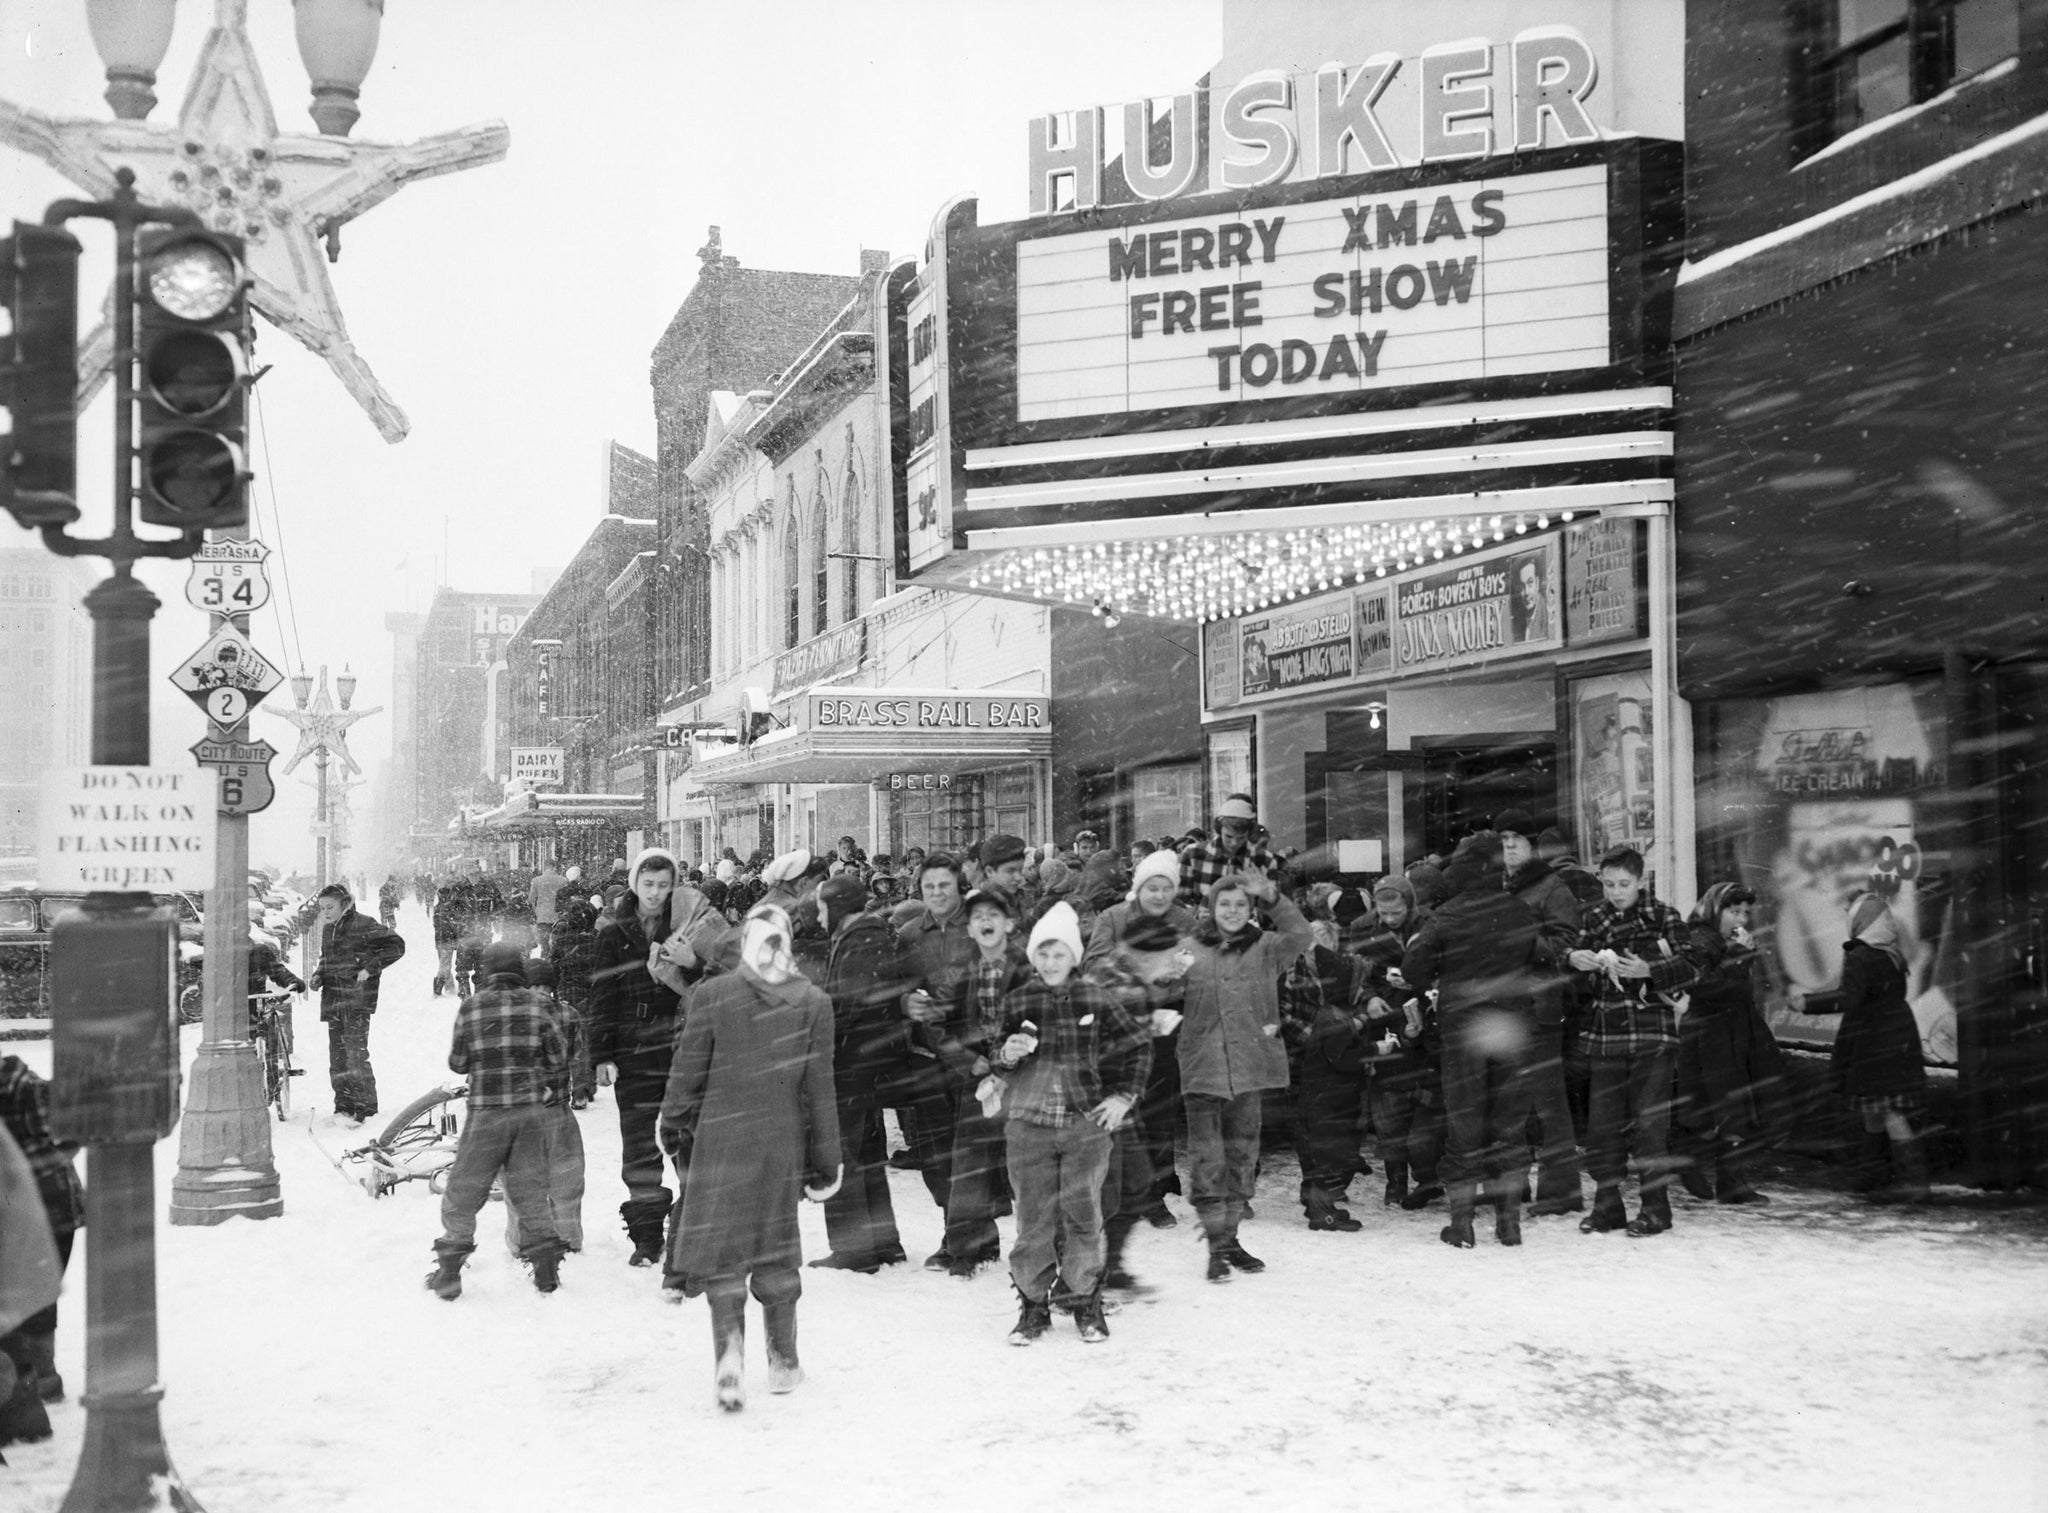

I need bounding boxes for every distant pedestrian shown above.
[530,861,568,950]
[377,874,401,929]
[425,942,571,1300]
[309,883,405,1124]
[659,904,842,1411]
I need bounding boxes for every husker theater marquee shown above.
[889,74,1680,625]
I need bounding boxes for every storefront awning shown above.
[473,792,642,832]
[693,687,1051,790]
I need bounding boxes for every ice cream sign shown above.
[1013,161,1611,421]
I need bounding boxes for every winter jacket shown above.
[1177,892,1314,1099]
[1083,899,1198,971]
[586,897,689,1066]
[1354,919,1436,1085]
[431,880,469,946]
[1573,897,1698,1056]
[995,975,1151,1122]
[1802,940,1928,1103]
[1278,943,1374,1073]
[1676,924,1792,1145]
[1505,858,1584,1027]
[660,968,842,1284]
[0,1054,83,1239]
[822,912,917,1099]
[897,904,978,1001]
[529,870,567,924]
[309,907,406,1022]
[548,896,600,1005]
[1400,888,1540,1021]
[935,943,1034,1085]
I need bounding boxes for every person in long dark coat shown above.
[658,905,841,1413]
[1791,892,1930,1202]
[1670,882,1790,1204]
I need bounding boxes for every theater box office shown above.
[890,125,1685,886]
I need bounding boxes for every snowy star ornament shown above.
[270,666,380,778]
[0,0,508,442]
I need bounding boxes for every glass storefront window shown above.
[1695,679,1958,1064]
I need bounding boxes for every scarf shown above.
[736,906,818,1011]
[1847,892,1908,976]
[1688,881,1742,930]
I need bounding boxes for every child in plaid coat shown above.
[992,903,1151,1346]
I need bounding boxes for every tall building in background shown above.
[403,587,541,859]
[0,549,97,860]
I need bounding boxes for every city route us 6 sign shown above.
[190,737,277,816]
[184,539,272,616]
[169,623,285,730]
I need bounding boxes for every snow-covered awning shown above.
[472,792,643,832]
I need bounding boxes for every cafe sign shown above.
[772,618,869,699]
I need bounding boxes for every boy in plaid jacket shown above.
[992,903,1151,1345]
[1568,846,1699,1237]
[425,941,571,1299]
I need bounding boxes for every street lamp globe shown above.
[336,664,358,709]
[292,0,385,137]
[290,667,313,708]
[85,0,177,121]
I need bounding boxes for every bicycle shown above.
[313,1080,471,1198]
[250,990,303,1121]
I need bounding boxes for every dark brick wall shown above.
[649,234,868,708]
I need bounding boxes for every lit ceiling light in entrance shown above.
[966,511,1573,624]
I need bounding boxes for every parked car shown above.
[0,885,205,1019]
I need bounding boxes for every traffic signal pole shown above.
[35,170,206,1513]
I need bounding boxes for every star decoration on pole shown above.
[0,0,507,442]
[270,664,379,777]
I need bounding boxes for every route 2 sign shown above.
[169,623,286,731]
[185,539,273,616]
[190,737,278,816]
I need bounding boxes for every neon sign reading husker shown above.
[1025,28,1603,215]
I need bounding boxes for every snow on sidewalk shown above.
[7,905,2046,1512]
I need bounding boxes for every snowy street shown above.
[6,904,2045,1512]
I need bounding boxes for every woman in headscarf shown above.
[1670,883,1789,1205]
[657,904,843,1411]
[1790,891,1929,1202]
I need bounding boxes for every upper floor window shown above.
[812,483,829,637]
[783,513,801,651]
[1815,0,2019,143]
[841,471,863,623]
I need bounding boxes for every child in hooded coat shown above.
[658,905,841,1411]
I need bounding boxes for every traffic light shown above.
[0,221,83,529]
[134,226,250,530]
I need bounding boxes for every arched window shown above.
[812,477,829,635]
[840,465,864,620]
[782,508,801,650]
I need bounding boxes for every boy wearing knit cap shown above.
[991,903,1152,1344]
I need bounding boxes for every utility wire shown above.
[249,384,306,675]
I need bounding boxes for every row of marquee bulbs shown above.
[968,510,1576,624]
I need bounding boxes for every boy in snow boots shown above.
[1568,846,1699,1238]
[991,903,1151,1345]
[426,942,572,1299]
[1082,911,1190,1292]
[926,887,1032,1278]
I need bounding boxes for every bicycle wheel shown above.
[270,1026,293,1120]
